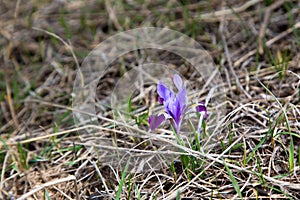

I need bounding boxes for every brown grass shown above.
[0,0,299,199]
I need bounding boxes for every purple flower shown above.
[148,74,207,133]
[196,102,208,119]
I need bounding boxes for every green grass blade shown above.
[289,136,294,172]
[134,183,141,200]
[44,188,51,200]
[223,159,242,199]
[275,131,300,138]
[116,158,131,200]
[258,79,290,132]
[245,127,270,164]
[176,190,181,200]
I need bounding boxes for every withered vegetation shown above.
[0,0,299,199]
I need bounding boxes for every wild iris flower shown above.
[149,74,207,133]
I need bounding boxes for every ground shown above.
[0,0,300,199]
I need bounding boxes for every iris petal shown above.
[148,114,166,130]
[157,82,175,104]
[176,88,187,108]
[196,103,208,119]
[158,96,164,104]
[173,74,183,91]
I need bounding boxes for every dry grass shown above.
[0,0,300,199]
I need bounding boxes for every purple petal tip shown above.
[196,103,208,119]
[173,74,183,91]
[149,114,165,131]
